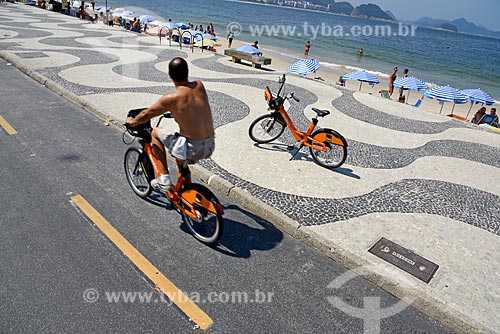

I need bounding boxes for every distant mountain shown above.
[351,3,394,21]
[385,10,397,22]
[436,23,458,32]
[327,2,354,15]
[410,16,500,39]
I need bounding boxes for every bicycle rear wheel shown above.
[249,114,286,144]
[309,129,348,169]
[124,147,154,198]
[179,183,224,245]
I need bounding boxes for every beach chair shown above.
[477,114,498,126]
[379,90,391,99]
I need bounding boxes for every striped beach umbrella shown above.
[342,70,380,91]
[461,88,496,118]
[394,76,427,91]
[394,76,428,103]
[139,15,155,24]
[288,59,320,77]
[424,86,468,114]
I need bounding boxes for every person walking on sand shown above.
[227,31,234,48]
[389,67,398,96]
[304,41,311,55]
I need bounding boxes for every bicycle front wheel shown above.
[309,129,348,169]
[249,114,286,144]
[124,147,153,198]
[179,183,224,245]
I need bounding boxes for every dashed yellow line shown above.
[0,115,17,135]
[71,195,213,330]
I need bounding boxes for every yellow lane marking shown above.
[71,195,214,330]
[0,115,17,135]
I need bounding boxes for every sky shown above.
[347,0,500,31]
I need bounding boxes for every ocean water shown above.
[105,0,500,100]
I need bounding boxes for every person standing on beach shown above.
[227,31,234,48]
[389,67,398,96]
[399,68,409,102]
[304,41,311,55]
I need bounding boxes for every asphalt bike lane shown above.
[0,59,453,334]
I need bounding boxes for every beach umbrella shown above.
[342,70,380,91]
[288,59,320,76]
[393,76,427,102]
[237,45,262,55]
[177,22,189,30]
[194,33,218,41]
[461,88,496,118]
[162,22,179,30]
[424,85,468,114]
[139,15,155,24]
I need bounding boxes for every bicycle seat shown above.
[312,108,330,117]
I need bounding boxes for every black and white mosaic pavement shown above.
[1,4,499,236]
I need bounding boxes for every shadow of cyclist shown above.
[179,204,284,258]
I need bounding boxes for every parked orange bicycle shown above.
[249,74,348,169]
[123,109,224,245]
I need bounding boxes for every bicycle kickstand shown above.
[289,143,304,161]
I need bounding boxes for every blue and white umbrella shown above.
[162,22,179,30]
[194,33,218,41]
[236,45,262,55]
[424,85,468,114]
[139,15,155,24]
[342,70,380,90]
[288,59,320,77]
[461,88,495,118]
[177,22,189,30]
[393,76,427,103]
[394,76,427,91]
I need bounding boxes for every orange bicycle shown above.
[123,109,224,245]
[249,74,348,169]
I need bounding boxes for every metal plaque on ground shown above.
[368,237,439,283]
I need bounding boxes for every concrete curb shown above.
[0,51,495,334]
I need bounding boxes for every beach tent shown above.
[288,59,320,77]
[461,88,496,118]
[342,70,380,91]
[424,86,468,114]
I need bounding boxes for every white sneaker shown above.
[151,178,173,193]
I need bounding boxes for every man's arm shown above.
[126,93,176,127]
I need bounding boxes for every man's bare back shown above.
[127,80,214,141]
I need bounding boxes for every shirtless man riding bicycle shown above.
[125,57,215,191]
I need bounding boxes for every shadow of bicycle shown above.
[253,143,360,179]
[178,204,284,258]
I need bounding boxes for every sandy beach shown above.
[201,36,486,122]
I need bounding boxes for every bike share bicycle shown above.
[249,74,348,169]
[123,108,224,245]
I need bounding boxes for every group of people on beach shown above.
[471,107,498,126]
